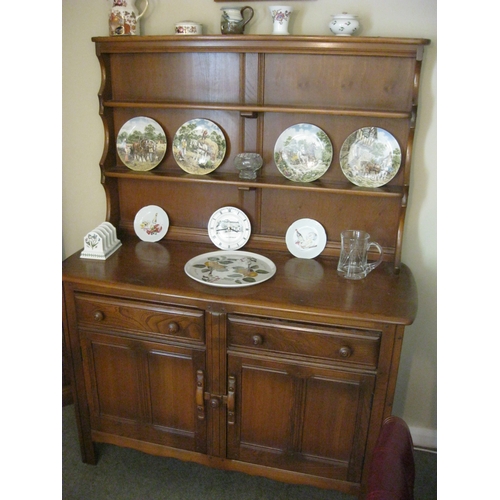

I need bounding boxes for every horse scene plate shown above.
[117,117,167,171]
[339,127,402,188]
[173,119,227,175]
[274,123,333,182]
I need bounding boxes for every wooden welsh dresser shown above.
[63,35,429,498]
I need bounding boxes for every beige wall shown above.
[62,0,437,447]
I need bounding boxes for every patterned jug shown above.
[109,0,149,36]
[220,6,254,35]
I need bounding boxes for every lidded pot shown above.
[329,13,360,36]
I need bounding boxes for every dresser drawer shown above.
[74,294,204,342]
[227,315,380,369]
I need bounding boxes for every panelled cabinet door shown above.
[226,354,375,482]
[80,330,207,454]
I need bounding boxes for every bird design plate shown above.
[184,251,276,287]
[339,127,402,187]
[172,119,227,175]
[116,117,167,171]
[274,124,333,182]
[285,218,327,259]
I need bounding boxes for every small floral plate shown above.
[184,251,276,287]
[133,205,169,242]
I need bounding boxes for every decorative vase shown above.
[329,13,360,36]
[220,6,254,35]
[234,153,263,180]
[269,6,293,35]
[109,0,149,36]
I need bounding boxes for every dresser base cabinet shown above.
[63,241,417,498]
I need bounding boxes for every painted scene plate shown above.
[134,205,169,242]
[117,117,167,171]
[185,251,276,287]
[339,127,402,188]
[274,123,333,182]
[285,218,327,259]
[173,119,227,175]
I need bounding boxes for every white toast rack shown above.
[80,222,122,260]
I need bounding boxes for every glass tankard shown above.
[337,230,383,279]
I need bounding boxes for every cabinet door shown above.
[81,330,207,454]
[227,354,374,482]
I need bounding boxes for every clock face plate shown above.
[208,206,251,250]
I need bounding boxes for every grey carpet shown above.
[63,405,436,499]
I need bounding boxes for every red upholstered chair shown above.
[365,416,415,500]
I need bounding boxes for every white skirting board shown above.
[409,426,437,451]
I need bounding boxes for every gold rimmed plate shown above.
[117,117,167,171]
[173,119,227,175]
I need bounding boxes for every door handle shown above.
[226,375,235,425]
[196,370,205,420]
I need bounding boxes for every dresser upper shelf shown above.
[92,35,430,56]
[93,35,430,269]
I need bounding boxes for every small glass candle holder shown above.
[234,153,263,180]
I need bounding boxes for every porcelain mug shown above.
[221,6,254,35]
[337,230,383,280]
[269,6,293,35]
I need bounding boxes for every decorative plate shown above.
[274,123,333,182]
[285,218,327,259]
[184,251,276,288]
[208,206,251,251]
[117,117,167,171]
[133,205,169,242]
[172,119,226,175]
[339,127,402,188]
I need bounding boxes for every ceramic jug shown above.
[220,6,254,35]
[109,0,149,36]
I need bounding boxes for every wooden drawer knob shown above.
[252,334,263,346]
[168,321,180,334]
[339,346,352,358]
[93,310,104,322]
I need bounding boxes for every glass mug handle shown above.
[366,241,384,273]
